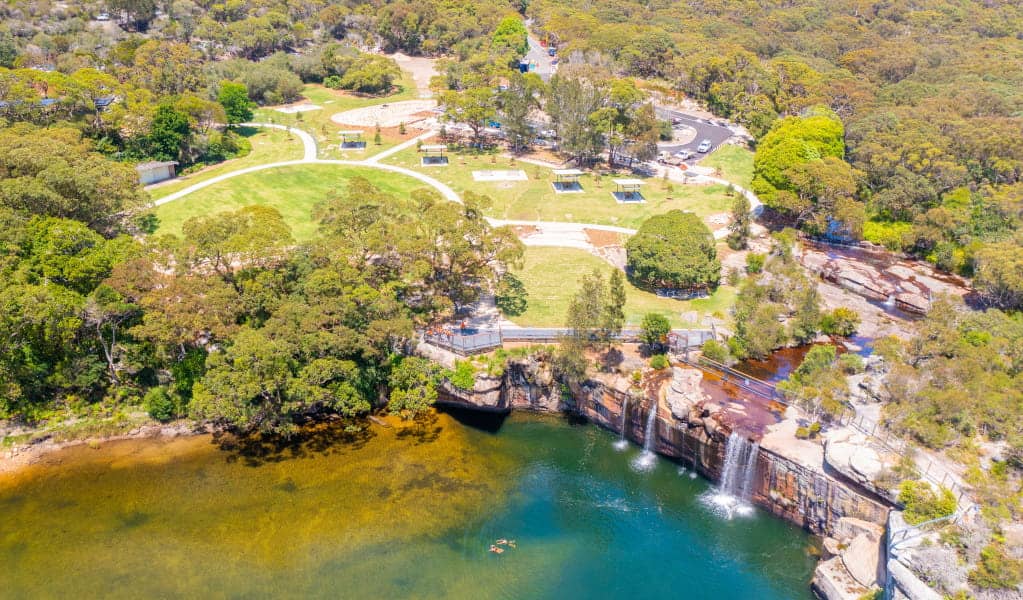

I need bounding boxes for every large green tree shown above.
[217,81,254,125]
[626,210,720,291]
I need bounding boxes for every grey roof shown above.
[135,161,179,171]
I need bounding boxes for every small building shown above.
[611,178,645,203]
[552,168,584,193]
[338,130,365,149]
[136,161,179,185]
[419,144,449,166]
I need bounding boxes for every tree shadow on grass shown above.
[214,418,375,467]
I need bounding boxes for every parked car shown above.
[658,151,671,163]
[697,139,713,153]
[96,12,110,20]
[675,149,693,160]
[548,47,557,57]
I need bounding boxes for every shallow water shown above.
[0,411,816,599]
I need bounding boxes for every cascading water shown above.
[704,432,760,518]
[613,397,630,451]
[630,400,659,472]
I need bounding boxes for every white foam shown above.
[630,451,657,472]
[699,490,755,520]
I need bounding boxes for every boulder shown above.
[666,367,705,421]
[842,532,883,588]
[812,556,871,600]
[824,430,892,498]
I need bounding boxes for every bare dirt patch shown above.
[584,228,623,248]
[331,100,437,128]
[388,52,439,98]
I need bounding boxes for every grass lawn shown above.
[510,247,736,328]
[147,126,305,200]
[152,163,431,242]
[253,80,420,160]
[701,144,755,188]
[383,148,734,229]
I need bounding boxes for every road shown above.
[655,107,736,164]
[524,27,556,81]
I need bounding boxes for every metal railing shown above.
[836,409,972,509]
[423,330,502,354]
[423,327,716,355]
[678,354,785,402]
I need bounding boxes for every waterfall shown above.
[613,396,630,451]
[642,401,658,453]
[705,432,759,518]
[630,400,659,472]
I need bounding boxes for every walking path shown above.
[364,130,436,163]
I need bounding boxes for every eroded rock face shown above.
[431,350,892,550]
[436,357,565,413]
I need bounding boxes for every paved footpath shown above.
[151,123,764,251]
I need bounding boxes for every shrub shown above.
[746,252,766,274]
[898,480,957,524]
[639,312,671,351]
[495,273,528,316]
[448,360,477,390]
[863,220,912,251]
[969,543,1023,590]
[650,354,669,370]
[796,422,822,439]
[144,387,176,422]
[323,75,342,89]
[701,339,730,363]
[820,307,860,337]
[838,353,865,374]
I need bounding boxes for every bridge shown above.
[422,327,717,355]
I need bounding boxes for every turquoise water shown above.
[0,411,815,598]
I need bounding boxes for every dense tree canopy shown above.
[625,210,720,291]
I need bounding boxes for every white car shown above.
[697,139,713,153]
[675,149,693,160]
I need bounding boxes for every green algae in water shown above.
[0,412,816,599]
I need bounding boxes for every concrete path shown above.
[240,122,317,161]
[364,130,436,163]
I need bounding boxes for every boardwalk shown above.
[423,327,716,355]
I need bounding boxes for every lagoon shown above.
[0,411,816,599]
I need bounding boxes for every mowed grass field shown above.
[511,247,736,328]
[383,149,733,229]
[147,127,305,200]
[152,164,432,241]
[701,144,754,188]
